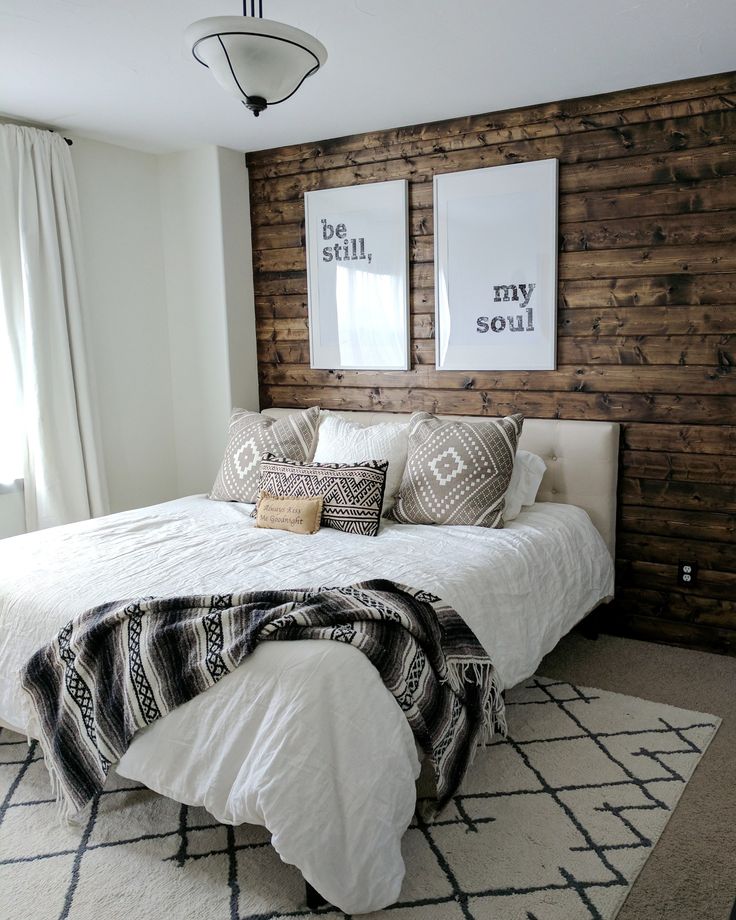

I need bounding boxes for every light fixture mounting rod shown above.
[243,1,264,16]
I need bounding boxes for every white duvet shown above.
[0,496,613,913]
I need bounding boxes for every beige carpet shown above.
[0,663,721,920]
[542,633,736,920]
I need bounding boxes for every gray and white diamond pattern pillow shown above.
[209,407,320,504]
[387,412,523,527]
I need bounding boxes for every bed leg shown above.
[578,610,600,640]
[305,880,327,910]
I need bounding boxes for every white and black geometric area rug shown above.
[0,677,719,920]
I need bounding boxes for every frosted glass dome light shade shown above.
[186,16,327,117]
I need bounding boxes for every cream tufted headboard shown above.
[263,408,620,558]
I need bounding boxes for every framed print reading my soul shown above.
[434,158,559,371]
[305,179,410,370]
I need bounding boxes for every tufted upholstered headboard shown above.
[262,409,620,558]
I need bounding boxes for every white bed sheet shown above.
[0,496,613,912]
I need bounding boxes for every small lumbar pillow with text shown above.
[255,493,324,535]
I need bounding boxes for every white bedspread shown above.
[0,496,613,913]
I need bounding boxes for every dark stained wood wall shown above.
[246,72,736,655]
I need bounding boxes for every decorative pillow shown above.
[255,492,323,535]
[503,450,547,521]
[256,454,388,537]
[313,412,409,515]
[209,407,320,504]
[387,412,524,528]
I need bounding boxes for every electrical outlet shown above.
[677,561,698,587]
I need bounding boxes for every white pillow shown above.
[313,413,409,515]
[503,450,547,521]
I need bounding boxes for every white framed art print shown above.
[305,179,410,370]
[434,158,558,371]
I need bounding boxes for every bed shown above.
[0,409,618,914]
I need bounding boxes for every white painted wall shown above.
[158,146,259,497]
[70,136,179,514]
[217,148,260,417]
[70,137,259,509]
[158,147,232,496]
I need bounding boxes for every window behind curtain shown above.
[0,293,24,485]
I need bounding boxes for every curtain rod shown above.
[0,119,73,144]
[47,128,72,146]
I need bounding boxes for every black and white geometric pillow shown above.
[255,453,388,537]
[209,407,320,504]
[388,412,524,528]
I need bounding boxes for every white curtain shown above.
[0,125,108,530]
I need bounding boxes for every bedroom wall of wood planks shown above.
[247,71,736,656]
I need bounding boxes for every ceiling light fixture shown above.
[185,1,327,118]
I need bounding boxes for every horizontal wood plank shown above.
[560,176,736,223]
[617,532,736,571]
[559,210,736,251]
[621,423,736,455]
[620,477,736,512]
[620,587,736,625]
[602,610,736,654]
[558,244,736,279]
[259,384,734,425]
[620,506,736,543]
[621,450,736,484]
[256,335,734,369]
[558,274,736,307]
[258,363,736,397]
[616,560,736,601]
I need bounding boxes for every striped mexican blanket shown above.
[21,579,506,820]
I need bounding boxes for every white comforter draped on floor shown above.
[0,496,613,912]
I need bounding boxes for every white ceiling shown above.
[1,0,734,155]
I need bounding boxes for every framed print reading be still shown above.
[305,179,410,370]
[434,158,558,371]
